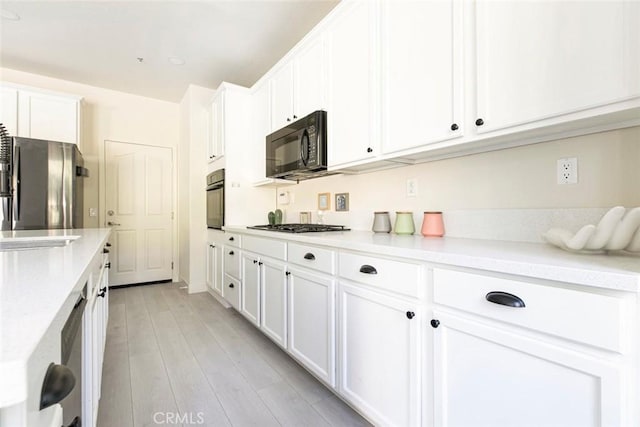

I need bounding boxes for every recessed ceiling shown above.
[0,0,339,102]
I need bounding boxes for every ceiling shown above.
[0,0,339,102]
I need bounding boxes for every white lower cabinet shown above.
[223,274,241,311]
[431,310,624,427]
[206,242,223,295]
[83,248,109,427]
[338,281,421,427]
[287,266,336,387]
[261,258,288,349]
[241,252,261,326]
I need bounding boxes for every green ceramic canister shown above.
[394,211,415,235]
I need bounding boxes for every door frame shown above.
[100,139,178,283]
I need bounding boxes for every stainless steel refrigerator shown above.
[0,137,88,230]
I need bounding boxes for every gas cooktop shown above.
[247,224,350,233]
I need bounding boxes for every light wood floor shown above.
[97,282,370,427]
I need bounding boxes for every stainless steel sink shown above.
[0,235,80,251]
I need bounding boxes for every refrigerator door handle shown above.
[1,197,9,225]
[13,146,19,221]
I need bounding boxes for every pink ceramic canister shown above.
[421,212,444,237]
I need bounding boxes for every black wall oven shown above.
[206,169,224,229]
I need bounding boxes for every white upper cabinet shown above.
[474,0,640,134]
[270,37,327,132]
[0,86,18,136]
[270,62,295,130]
[381,0,463,154]
[208,90,225,162]
[249,82,271,183]
[1,85,81,145]
[294,36,326,120]
[326,0,378,168]
[18,90,80,145]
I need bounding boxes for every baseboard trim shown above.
[108,279,172,289]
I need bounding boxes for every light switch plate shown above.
[406,178,417,197]
[278,190,290,205]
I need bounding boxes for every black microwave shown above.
[266,110,331,181]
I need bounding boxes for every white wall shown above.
[276,126,640,231]
[178,85,215,293]
[1,67,181,279]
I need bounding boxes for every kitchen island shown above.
[0,228,110,427]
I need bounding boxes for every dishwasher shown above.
[40,283,87,427]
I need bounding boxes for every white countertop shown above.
[0,228,110,407]
[225,226,640,292]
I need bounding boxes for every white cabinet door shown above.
[381,0,463,154]
[209,91,225,162]
[288,266,335,387]
[206,243,222,295]
[17,90,79,144]
[260,257,287,349]
[0,86,18,136]
[214,244,223,295]
[270,62,295,130]
[475,0,640,134]
[240,252,261,326]
[326,1,378,167]
[90,293,101,427]
[338,281,421,427]
[249,83,271,183]
[432,311,624,427]
[295,36,326,119]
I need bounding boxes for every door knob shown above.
[107,221,121,226]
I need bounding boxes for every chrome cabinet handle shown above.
[107,221,121,226]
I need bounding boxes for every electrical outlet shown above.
[406,178,417,197]
[557,157,578,184]
[89,207,97,217]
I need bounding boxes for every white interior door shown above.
[105,141,173,286]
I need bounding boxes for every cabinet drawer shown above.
[433,268,626,352]
[225,232,241,248]
[288,243,335,274]
[223,274,241,311]
[224,247,241,279]
[339,252,423,298]
[243,235,286,261]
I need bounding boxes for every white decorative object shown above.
[542,207,640,253]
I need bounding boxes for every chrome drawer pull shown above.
[359,265,377,274]
[485,291,526,308]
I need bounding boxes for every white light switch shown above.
[89,208,97,217]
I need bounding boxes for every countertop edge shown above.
[223,226,640,292]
